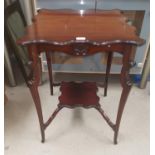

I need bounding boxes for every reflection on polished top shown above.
[18,9,144,46]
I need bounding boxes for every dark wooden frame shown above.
[4,0,42,86]
[17,9,145,144]
[4,0,30,85]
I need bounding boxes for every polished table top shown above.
[18,9,144,46]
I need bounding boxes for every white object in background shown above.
[137,63,144,68]
[19,0,33,25]
[80,0,85,5]
[31,0,38,16]
[76,37,86,41]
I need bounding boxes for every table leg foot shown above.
[41,133,45,143]
[29,81,45,142]
[41,136,45,143]
[114,85,131,144]
[114,134,118,145]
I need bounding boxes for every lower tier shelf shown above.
[58,82,100,108]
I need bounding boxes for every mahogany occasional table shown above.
[17,9,145,144]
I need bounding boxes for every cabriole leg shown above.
[114,86,131,144]
[29,81,45,142]
[28,45,45,142]
[114,47,132,144]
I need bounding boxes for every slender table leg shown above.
[28,45,45,142]
[104,52,113,96]
[38,56,43,85]
[114,47,132,144]
[29,81,45,142]
[46,52,53,95]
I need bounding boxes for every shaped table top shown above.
[18,9,145,46]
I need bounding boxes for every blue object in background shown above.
[133,74,142,84]
[132,73,149,86]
